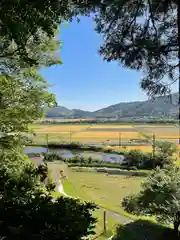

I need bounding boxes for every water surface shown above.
[25,146,125,163]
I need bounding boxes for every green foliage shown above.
[44,93,178,119]
[2,0,178,96]
[0,0,99,65]
[0,5,100,238]
[0,31,60,149]
[122,164,180,233]
[155,141,177,158]
[123,150,147,169]
[122,147,176,170]
[42,152,63,162]
[0,150,97,239]
[113,220,180,240]
[64,155,99,164]
[122,149,171,170]
[94,0,179,96]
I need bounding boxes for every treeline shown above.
[37,119,178,124]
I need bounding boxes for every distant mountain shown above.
[46,106,94,118]
[45,93,178,119]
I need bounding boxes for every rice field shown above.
[31,123,179,146]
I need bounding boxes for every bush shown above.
[122,149,174,170]
[123,150,148,169]
[122,165,180,235]
[113,220,179,240]
[64,155,100,164]
[0,151,97,240]
[122,194,140,214]
[42,152,62,162]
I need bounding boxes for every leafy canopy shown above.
[93,0,178,96]
[0,31,61,149]
[155,141,177,157]
[0,150,97,240]
[122,164,180,232]
[0,0,100,65]
[2,0,178,96]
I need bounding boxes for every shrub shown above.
[122,194,140,214]
[0,151,97,240]
[122,165,180,235]
[42,152,62,162]
[122,149,174,170]
[123,150,147,169]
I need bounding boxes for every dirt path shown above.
[99,206,132,224]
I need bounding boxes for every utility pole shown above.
[118,132,121,147]
[46,133,49,152]
[152,133,156,168]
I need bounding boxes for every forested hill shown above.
[45,93,178,119]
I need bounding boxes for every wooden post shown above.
[103,211,107,234]
[152,134,156,168]
[46,134,49,152]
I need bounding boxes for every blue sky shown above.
[40,17,177,111]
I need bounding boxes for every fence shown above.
[31,131,179,147]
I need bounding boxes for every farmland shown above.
[31,123,179,146]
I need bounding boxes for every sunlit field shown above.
[63,171,144,213]
[62,170,144,239]
[31,123,179,145]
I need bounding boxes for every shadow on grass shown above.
[112,220,180,240]
[91,230,112,240]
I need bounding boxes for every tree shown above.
[155,141,177,158]
[0,0,100,65]
[0,31,61,149]
[0,150,97,239]
[93,0,179,97]
[123,150,145,169]
[0,10,97,239]
[122,164,180,235]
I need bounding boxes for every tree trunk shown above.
[174,221,180,236]
[178,0,180,144]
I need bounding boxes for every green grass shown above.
[63,171,144,212]
[62,170,156,223]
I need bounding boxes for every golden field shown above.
[31,123,179,145]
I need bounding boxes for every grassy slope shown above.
[63,171,143,214]
[62,170,145,239]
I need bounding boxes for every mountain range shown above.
[45,93,178,119]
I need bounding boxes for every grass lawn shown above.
[48,162,119,239]
[91,210,118,240]
[63,171,144,216]
[62,170,145,239]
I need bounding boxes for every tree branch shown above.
[147,0,158,35]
